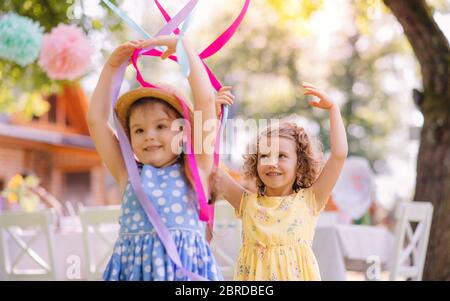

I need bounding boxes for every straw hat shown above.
[114,85,194,132]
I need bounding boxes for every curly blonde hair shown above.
[243,121,323,195]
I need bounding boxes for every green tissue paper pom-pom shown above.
[0,13,44,67]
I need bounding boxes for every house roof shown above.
[59,82,89,135]
[0,82,95,150]
[0,121,95,150]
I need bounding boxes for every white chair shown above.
[78,205,120,280]
[389,201,433,281]
[65,201,77,216]
[211,201,242,280]
[0,210,56,280]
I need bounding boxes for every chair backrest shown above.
[78,205,120,280]
[389,201,433,281]
[0,210,56,280]
[65,201,77,216]
[210,200,242,280]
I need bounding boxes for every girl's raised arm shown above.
[210,168,249,211]
[303,82,348,211]
[87,40,148,193]
[182,37,218,174]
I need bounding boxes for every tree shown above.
[383,0,450,280]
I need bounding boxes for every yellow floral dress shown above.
[234,187,324,281]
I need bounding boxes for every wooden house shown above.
[0,83,120,208]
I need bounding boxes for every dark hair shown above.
[125,97,181,137]
[125,97,197,197]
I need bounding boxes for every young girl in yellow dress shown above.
[210,82,348,280]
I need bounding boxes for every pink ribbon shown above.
[105,0,250,280]
[132,0,250,224]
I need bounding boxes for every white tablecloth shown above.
[313,225,395,280]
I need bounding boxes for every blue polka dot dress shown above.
[103,162,223,281]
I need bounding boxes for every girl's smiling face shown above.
[257,135,298,196]
[128,101,182,168]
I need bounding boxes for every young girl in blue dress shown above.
[87,36,227,280]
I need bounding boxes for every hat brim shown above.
[114,87,194,133]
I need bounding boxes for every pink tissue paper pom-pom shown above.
[39,24,93,81]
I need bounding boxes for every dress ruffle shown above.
[104,229,222,281]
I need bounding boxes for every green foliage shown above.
[267,0,323,21]
[327,34,407,168]
[208,2,306,119]
[267,0,323,36]
[208,0,406,170]
[1,0,71,31]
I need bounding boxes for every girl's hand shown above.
[209,167,247,211]
[302,82,334,110]
[215,86,235,118]
[106,36,178,69]
[145,35,179,60]
[209,168,226,201]
[106,40,151,68]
